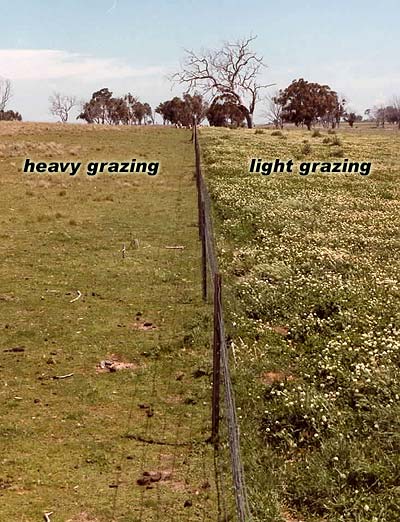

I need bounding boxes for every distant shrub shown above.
[271,130,283,137]
[330,147,344,157]
[322,135,342,146]
[330,136,342,146]
[312,130,322,138]
[300,143,312,156]
[0,109,22,121]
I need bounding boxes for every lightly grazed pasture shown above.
[0,123,218,521]
[200,126,400,522]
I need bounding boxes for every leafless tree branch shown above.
[0,77,12,111]
[172,36,272,128]
[263,91,284,128]
[49,92,78,123]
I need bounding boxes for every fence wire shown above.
[193,124,252,522]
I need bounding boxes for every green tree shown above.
[156,94,207,126]
[276,79,342,130]
[206,94,247,127]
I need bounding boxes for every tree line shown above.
[76,88,153,125]
[1,35,400,129]
[370,100,400,128]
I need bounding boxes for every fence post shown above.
[211,273,221,447]
[194,124,202,240]
[201,201,207,301]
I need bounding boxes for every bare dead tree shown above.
[49,92,78,123]
[263,91,283,128]
[0,77,12,111]
[373,104,386,128]
[392,96,400,129]
[172,36,273,128]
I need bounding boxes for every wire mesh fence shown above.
[193,123,252,522]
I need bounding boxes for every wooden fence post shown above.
[211,273,221,447]
[201,201,207,301]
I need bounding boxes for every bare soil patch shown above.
[96,354,140,373]
[260,371,296,385]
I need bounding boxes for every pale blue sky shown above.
[0,0,399,121]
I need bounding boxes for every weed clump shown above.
[330,136,342,146]
[330,147,344,157]
[322,135,342,147]
[300,143,313,156]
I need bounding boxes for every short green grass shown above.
[0,123,218,521]
[200,126,400,521]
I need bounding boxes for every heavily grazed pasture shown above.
[0,123,217,521]
[200,126,400,521]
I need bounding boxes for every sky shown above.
[0,0,399,122]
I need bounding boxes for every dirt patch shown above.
[129,320,157,331]
[137,470,172,487]
[96,354,139,373]
[0,294,15,301]
[136,469,189,492]
[282,510,304,522]
[164,395,184,404]
[260,371,296,385]
[271,325,289,336]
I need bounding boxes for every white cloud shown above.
[0,49,176,121]
[0,49,164,81]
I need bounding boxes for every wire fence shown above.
[193,123,252,522]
